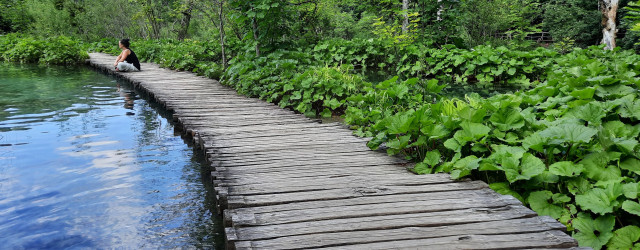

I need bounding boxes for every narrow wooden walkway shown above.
[88,53,580,249]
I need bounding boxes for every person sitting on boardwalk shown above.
[113,39,141,72]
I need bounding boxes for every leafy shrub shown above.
[309,38,395,73]
[310,38,558,88]
[397,44,558,87]
[282,66,368,117]
[347,46,640,249]
[0,34,88,64]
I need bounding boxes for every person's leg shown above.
[116,62,128,71]
[117,62,138,72]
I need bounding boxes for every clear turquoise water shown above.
[0,63,224,249]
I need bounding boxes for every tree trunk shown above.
[146,0,161,39]
[402,0,409,34]
[218,0,227,70]
[177,0,193,40]
[437,0,443,21]
[252,17,261,57]
[600,0,619,50]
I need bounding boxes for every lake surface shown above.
[0,64,224,249]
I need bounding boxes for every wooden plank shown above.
[225,191,522,227]
[212,163,407,176]
[235,216,567,249]
[227,205,537,241]
[224,181,489,208]
[215,172,451,190]
[211,169,407,182]
[212,172,437,187]
[217,175,458,197]
[210,154,402,168]
[206,149,386,163]
[313,230,577,250]
[224,186,490,217]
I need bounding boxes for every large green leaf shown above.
[522,133,547,153]
[614,138,639,154]
[453,122,490,145]
[623,182,639,199]
[490,145,526,160]
[618,100,640,120]
[539,123,597,145]
[444,138,461,152]
[575,187,621,215]
[606,226,640,250]
[489,108,525,131]
[587,75,620,85]
[570,87,596,99]
[450,155,481,179]
[386,112,415,134]
[421,124,450,140]
[567,177,593,195]
[412,162,431,174]
[386,135,412,155]
[620,158,640,175]
[527,190,564,219]
[581,152,623,182]
[489,182,524,203]
[549,161,584,177]
[622,200,640,216]
[423,150,441,166]
[501,153,545,183]
[458,106,486,123]
[572,213,615,250]
[570,102,606,125]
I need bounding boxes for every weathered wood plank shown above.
[235,216,567,249]
[313,230,577,250]
[225,191,522,227]
[227,205,537,241]
[224,181,489,208]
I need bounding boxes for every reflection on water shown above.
[0,63,224,249]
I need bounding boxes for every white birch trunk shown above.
[600,0,619,50]
[402,0,409,34]
[437,0,443,21]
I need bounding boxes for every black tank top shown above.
[124,49,141,70]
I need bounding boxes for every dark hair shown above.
[120,39,130,48]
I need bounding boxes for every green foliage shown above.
[459,0,540,47]
[395,44,558,87]
[221,49,368,118]
[310,38,558,87]
[0,0,32,33]
[0,34,88,64]
[342,45,640,249]
[542,0,601,47]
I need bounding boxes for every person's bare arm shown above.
[114,52,123,67]
[113,50,131,66]
[118,50,130,63]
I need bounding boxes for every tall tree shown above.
[218,0,227,69]
[192,0,227,67]
[177,0,194,40]
[601,0,620,50]
[402,0,409,33]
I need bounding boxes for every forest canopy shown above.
[1,0,639,51]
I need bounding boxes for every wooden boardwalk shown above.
[88,53,580,249]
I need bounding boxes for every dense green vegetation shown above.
[4,0,640,248]
[0,34,88,64]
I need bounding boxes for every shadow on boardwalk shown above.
[87,53,581,250]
